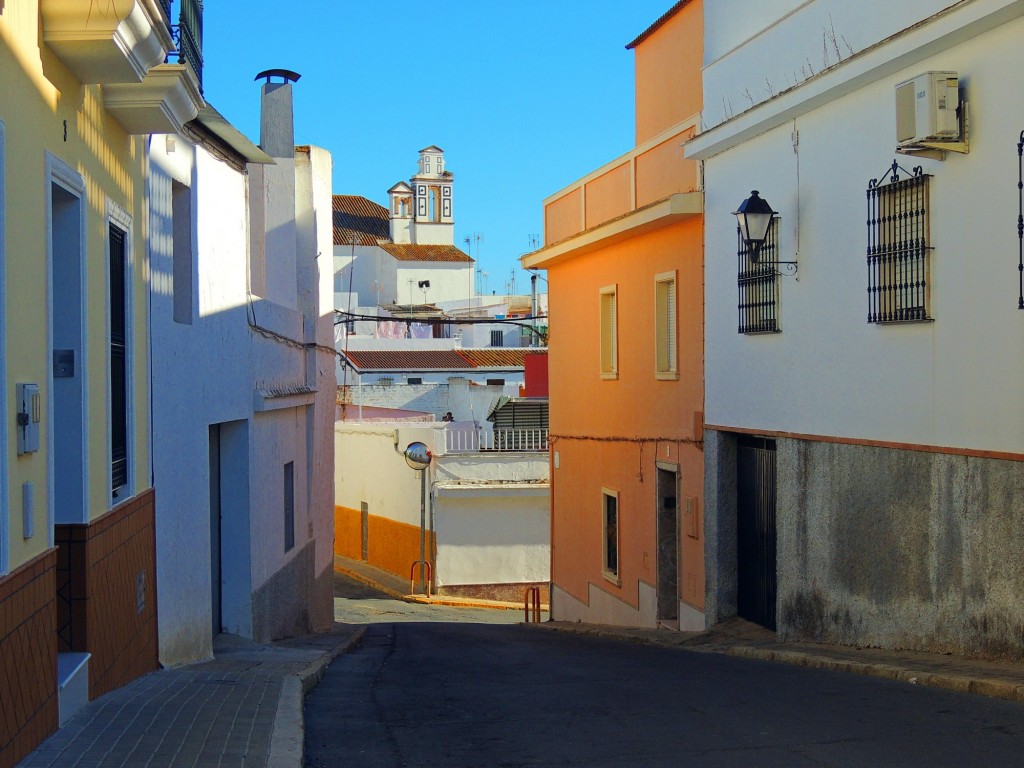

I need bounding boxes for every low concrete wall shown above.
[778,438,1024,658]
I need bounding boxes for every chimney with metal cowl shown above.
[256,69,300,158]
[249,69,301,308]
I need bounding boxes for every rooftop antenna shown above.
[528,233,540,250]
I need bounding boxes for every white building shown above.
[689,0,1024,656]
[333,146,474,309]
[149,74,335,666]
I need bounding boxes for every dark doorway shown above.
[737,436,777,630]
[656,468,679,624]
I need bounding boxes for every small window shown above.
[407,377,423,385]
[602,488,620,583]
[867,162,933,323]
[378,376,394,386]
[600,285,618,378]
[171,180,193,325]
[737,218,781,334]
[284,461,295,552]
[490,329,504,347]
[486,378,505,386]
[655,271,677,378]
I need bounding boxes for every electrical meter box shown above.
[17,383,41,455]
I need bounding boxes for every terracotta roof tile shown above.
[456,349,538,368]
[343,350,480,372]
[378,243,473,263]
[625,0,692,49]
[333,195,390,246]
[341,348,543,372]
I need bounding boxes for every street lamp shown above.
[733,190,776,259]
[733,190,798,275]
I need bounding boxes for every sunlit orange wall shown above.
[635,127,699,207]
[548,219,703,438]
[334,505,435,581]
[546,218,704,611]
[545,187,582,246]
[634,1,704,145]
[584,161,631,230]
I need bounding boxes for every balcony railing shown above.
[166,0,204,91]
[445,428,549,454]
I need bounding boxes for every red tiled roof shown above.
[333,195,390,246]
[341,348,540,372]
[378,243,473,263]
[456,349,538,369]
[625,0,692,49]
[343,350,481,372]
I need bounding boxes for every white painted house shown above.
[334,422,550,602]
[149,75,335,666]
[689,0,1024,656]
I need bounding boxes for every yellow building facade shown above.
[0,2,202,764]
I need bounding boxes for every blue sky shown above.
[200,1,675,294]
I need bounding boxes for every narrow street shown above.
[306,577,1024,767]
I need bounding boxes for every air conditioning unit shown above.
[895,71,959,145]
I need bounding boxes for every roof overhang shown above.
[522,191,702,270]
[190,105,274,165]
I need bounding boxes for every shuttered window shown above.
[655,272,677,378]
[600,285,617,379]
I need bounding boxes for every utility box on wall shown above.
[17,383,40,455]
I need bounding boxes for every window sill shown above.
[599,371,618,381]
[655,371,679,381]
[601,571,621,587]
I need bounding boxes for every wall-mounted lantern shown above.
[733,190,797,275]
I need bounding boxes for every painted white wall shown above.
[334,244,396,307]
[150,132,335,664]
[150,135,252,665]
[702,9,1024,453]
[433,493,549,587]
[396,262,473,305]
[701,0,969,129]
[334,422,550,587]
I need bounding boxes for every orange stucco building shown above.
[523,0,705,629]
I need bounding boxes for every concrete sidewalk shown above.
[529,616,1024,704]
[18,624,365,768]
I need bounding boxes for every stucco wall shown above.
[777,438,1024,657]
[701,0,960,129]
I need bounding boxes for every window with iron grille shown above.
[490,329,504,347]
[867,162,932,323]
[737,218,781,334]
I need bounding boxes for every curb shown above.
[528,622,1024,705]
[335,563,546,612]
[267,626,367,768]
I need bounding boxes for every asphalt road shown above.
[309,585,1024,767]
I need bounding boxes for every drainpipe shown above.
[530,274,538,347]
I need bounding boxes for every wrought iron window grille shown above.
[737,218,783,334]
[866,160,933,324]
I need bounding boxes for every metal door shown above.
[737,437,777,630]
